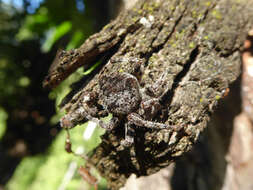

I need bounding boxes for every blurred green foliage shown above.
[0,107,7,138]
[0,0,108,189]
[6,124,106,190]
[0,0,92,106]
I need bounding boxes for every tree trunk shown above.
[44,0,253,189]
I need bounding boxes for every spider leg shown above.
[86,115,119,131]
[121,122,135,147]
[60,107,118,131]
[127,113,182,132]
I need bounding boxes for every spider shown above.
[60,58,182,147]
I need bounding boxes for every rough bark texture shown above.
[44,0,253,189]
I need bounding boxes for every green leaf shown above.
[66,30,84,50]
[41,21,72,52]
[82,61,102,75]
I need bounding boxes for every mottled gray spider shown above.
[60,58,181,146]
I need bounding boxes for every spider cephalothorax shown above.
[98,72,141,116]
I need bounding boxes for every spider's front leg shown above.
[60,109,119,131]
[86,115,119,131]
[60,90,119,131]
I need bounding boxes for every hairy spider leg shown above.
[86,115,119,131]
[121,122,135,147]
[128,113,182,132]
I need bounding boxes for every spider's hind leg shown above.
[120,122,135,147]
[127,113,183,132]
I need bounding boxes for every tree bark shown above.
[44,0,253,189]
